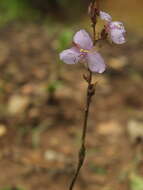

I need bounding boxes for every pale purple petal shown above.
[110,29,126,44]
[108,21,126,44]
[109,21,126,33]
[100,11,112,22]
[87,51,106,73]
[60,48,81,64]
[73,30,93,50]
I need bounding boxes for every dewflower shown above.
[60,30,106,73]
[100,11,126,44]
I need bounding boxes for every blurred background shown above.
[0,0,143,190]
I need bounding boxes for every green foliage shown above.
[0,0,25,25]
[130,173,143,190]
[46,80,62,94]
[57,29,74,52]
[0,0,39,26]
[0,0,87,26]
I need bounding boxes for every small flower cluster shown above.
[100,11,126,44]
[60,11,126,74]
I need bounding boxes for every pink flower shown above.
[60,30,106,73]
[100,11,126,44]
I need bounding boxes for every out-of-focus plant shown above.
[56,29,74,76]
[0,0,88,26]
[0,0,26,25]
[130,172,143,190]
[46,80,62,104]
[58,29,74,52]
[0,0,39,26]
[45,29,73,104]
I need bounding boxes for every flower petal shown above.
[60,48,81,64]
[87,51,106,73]
[73,30,93,50]
[109,21,126,33]
[108,22,126,44]
[100,11,112,22]
[110,29,126,44]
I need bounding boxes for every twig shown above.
[69,70,95,190]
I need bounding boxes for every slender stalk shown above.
[93,24,96,45]
[69,70,94,190]
[69,1,98,189]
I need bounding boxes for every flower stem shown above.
[69,1,98,189]
[93,24,96,45]
[69,70,95,190]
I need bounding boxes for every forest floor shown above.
[0,23,143,190]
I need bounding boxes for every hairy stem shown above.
[69,70,94,190]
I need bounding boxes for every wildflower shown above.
[100,11,126,44]
[60,30,106,73]
[100,11,112,22]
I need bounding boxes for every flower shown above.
[60,30,106,73]
[100,11,112,22]
[100,11,126,44]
